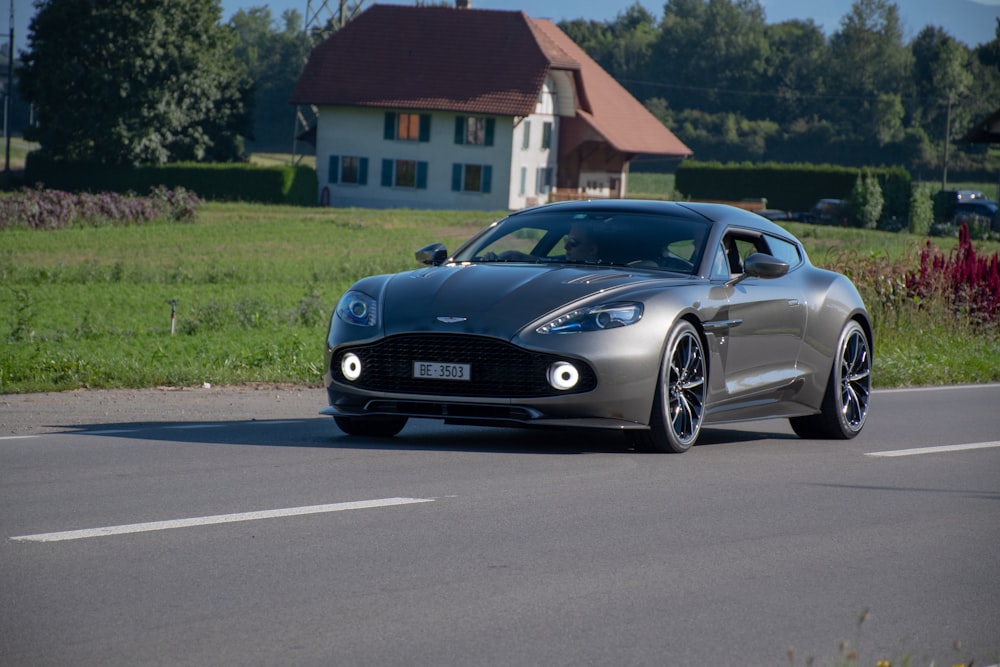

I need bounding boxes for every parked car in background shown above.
[953,199,1000,232]
[755,208,792,221]
[934,189,988,221]
[802,198,847,225]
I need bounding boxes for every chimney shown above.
[456,0,470,8]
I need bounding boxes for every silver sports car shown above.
[322,200,872,452]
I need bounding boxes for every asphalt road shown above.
[2,384,999,667]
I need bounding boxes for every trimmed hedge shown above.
[675,161,911,218]
[24,153,317,206]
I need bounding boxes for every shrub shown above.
[846,171,884,229]
[0,186,202,230]
[906,224,1000,324]
[908,183,934,235]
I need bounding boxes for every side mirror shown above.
[726,253,789,286]
[743,253,789,279]
[416,243,449,266]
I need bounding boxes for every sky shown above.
[8,0,1000,52]
[212,0,1000,45]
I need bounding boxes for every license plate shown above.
[413,361,471,380]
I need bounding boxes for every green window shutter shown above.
[419,114,431,142]
[328,155,339,183]
[454,116,465,144]
[542,121,552,149]
[482,165,492,193]
[416,161,428,189]
[384,113,396,140]
[381,159,393,186]
[485,118,495,146]
[451,164,462,191]
[359,157,369,185]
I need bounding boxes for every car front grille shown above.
[331,333,597,397]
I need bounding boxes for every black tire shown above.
[789,320,871,439]
[334,415,408,437]
[630,320,706,453]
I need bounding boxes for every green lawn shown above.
[1,201,998,393]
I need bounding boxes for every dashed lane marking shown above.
[866,441,1000,457]
[11,497,436,543]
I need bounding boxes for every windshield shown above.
[452,210,711,274]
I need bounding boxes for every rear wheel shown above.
[789,320,871,439]
[630,320,706,453]
[334,415,408,437]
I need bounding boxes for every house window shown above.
[536,166,553,194]
[451,163,492,193]
[541,121,553,149]
[454,116,495,146]
[521,121,531,149]
[381,159,428,189]
[328,155,368,185]
[519,166,527,196]
[384,112,431,142]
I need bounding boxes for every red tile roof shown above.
[528,18,692,157]
[290,3,691,157]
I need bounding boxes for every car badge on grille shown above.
[436,316,467,323]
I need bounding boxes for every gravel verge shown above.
[0,384,324,436]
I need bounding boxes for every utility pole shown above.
[4,0,13,183]
[941,94,952,191]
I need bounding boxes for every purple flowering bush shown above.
[0,186,202,230]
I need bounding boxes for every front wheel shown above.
[334,415,408,437]
[630,320,706,453]
[789,319,871,439]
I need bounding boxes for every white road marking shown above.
[866,441,1000,457]
[11,497,436,543]
[876,383,1000,394]
[0,435,40,440]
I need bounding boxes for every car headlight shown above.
[536,302,643,334]
[336,290,378,327]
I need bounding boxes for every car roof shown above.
[511,199,792,237]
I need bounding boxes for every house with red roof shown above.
[290,2,692,210]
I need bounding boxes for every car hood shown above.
[378,263,675,338]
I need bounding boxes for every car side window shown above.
[710,243,731,280]
[713,231,770,280]
[764,235,801,268]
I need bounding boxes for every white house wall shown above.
[508,113,559,209]
[315,106,519,211]
[507,78,560,210]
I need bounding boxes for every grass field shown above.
[2,200,998,394]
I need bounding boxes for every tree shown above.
[931,38,974,187]
[650,0,771,116]
[825,0,913,139]
[760,19,827,126]
[229,7,312,152]
[18,0,252,164]
[873,93,905,146]
[559,4,659,101]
